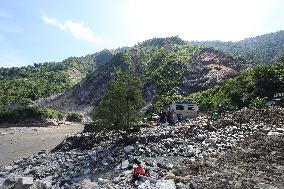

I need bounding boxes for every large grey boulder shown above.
[14,177,33,189]
[156,179,176,189]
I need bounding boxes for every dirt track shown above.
[0,124,84,167]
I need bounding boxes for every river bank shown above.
[0,124,84,166]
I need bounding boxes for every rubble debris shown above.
[14,177,33,189]
[0,107,283,188]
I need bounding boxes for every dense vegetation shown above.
[189,61,284,112]
[66,112,83,122]
[139,44,201,95]
[0,65,71,106]
[0,107,65,124]
[98,39,202,97]
[0,106,83,124]
[137,36,186,48]
[191,30,284,64]
[94,70,144,130]
[0,53,98,107]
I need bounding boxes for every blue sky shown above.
[1,0,284,67]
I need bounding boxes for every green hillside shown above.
[189,58,284,112]
[191,30,284,64]
[1,31,284,109]
[0,50,114,107]
[137,44,201,95]
[137,36,186,48]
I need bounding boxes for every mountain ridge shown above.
[35,45,252,117]
[1,30,284,114]
[190,30,284,64]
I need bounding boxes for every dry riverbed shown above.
[0,124,84,166]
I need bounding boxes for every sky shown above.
[0,0,284,67]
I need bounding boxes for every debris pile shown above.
[0,107,283,189]
[193,134,284,189]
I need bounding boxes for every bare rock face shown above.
[35,62,116,117]
[180,48,252,94]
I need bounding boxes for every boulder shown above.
[124,145,135,154]
[197,134,206,141]
[40,176,53,188]
[2,174,18,189]
[4,166,13,172]
[166,163,174,170]
[121,160,130,170]
[14,177,33,189]
[80,179,99,189]
[187,181,198,189]
[176,182,188,189]
[112,176,122,184]
[156,179,176,189]
[138,180,151,189]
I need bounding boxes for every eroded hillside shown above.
[36,45,252,116]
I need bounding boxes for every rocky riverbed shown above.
[0,107,283,189]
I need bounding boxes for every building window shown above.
[188,105,195,110]
[176,105,184,110]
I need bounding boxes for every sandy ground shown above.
[0,124,84,167]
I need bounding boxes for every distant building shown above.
[267,93,284,106]
[160,101,198,122]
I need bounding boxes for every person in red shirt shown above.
[132,159,150,181]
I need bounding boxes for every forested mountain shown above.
[2,31,284,114]
[191,30,284,64]
[36,41,252,115]
[136,36,186,48]
[0,50,114,106]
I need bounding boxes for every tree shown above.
[94,70,144,129]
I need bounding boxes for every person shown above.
[132,159,150,182]
[159,111,166,123]
[171,109,178,125]
[217,104,224,117]
[177,114,183,122]
[161,117,169,127]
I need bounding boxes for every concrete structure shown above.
[161,101,198,121]
[267,93,284,106]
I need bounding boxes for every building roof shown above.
[175,101,194,105]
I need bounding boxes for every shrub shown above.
[66,112,83,122]
[0,107,66,124]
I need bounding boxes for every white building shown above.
[161,101,198,122]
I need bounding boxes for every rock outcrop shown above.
[34,62,116,117]
[180,48,252,94]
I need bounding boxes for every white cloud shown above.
[43,15,102,43]
[43,15,58,25]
